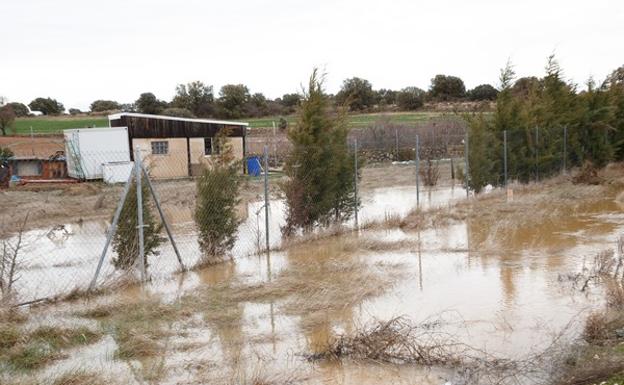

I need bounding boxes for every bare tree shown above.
[0,214,28,303]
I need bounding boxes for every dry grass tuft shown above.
[114,328,165,359]
[572,161,603,185]
[51,370,110,385]
[306,316,469,365]
[583,311,610,343]
[606,280,624,309]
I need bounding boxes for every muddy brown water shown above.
[5,186,624,384]
[7,184,467,302]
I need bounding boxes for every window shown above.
[151,141,169,155]
[204,138,220,156]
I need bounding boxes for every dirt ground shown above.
[0,135,64,157]
[0,161,455,236]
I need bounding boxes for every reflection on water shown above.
[7,185,465,302]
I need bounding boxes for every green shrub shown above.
[195,130,241,262]
[111,181,163,271]
[281,69,360,235]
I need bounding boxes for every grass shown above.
[180,246,405,329]
[0,324,102,372]
[9,111,443,135]
[79,298,184,362]
[244,111,443,129]
[11,117,109,134]
[51,370,110,385]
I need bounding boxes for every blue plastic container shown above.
[247,156,262,176]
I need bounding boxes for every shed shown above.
[8,154,68,181]
[108,113,248,178]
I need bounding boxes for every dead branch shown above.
[0,213,29,303]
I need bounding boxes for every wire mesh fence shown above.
[7,118,591,305]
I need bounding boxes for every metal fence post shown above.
[563,126,567,174]
[415,134,420,207]
[535,126,539,182]
[504,130,508,188]
[354,139,359,229]
[263,145,270,252]
[141,165,185,271]
[135,147,146,282]
[464,131,469,198]
[394,128,399,161]
[89,167,136,290]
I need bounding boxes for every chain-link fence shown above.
[1,122,475,305]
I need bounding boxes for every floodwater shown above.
[7,184,467,302]
[6,184,624,384]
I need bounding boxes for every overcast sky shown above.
[2,0,623,110]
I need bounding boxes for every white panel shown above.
[102,161,134,184]
[64,127,130,180]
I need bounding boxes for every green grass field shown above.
[12,117,109,134]
[243,111,446,129]
[11,111,447,135]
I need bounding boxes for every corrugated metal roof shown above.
[108,112,249,127]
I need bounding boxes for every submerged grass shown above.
[181,255,404,329]
[0,324,102,372]
[51,370,111,385]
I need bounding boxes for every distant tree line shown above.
[2,72,499,126]
[465,56,624,192]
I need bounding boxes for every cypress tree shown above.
[282,69,359,236]
[112,181,163,271]
[195,129,241,263]
[466,57,623,191]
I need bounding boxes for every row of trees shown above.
[2,73,496,122]
[334,75,498,112]
[466,56,624,192]
[125,74,496,118]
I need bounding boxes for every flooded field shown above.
[3,166,624,385]
[7,181,467,302]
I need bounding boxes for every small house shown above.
[108,113,248,179]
